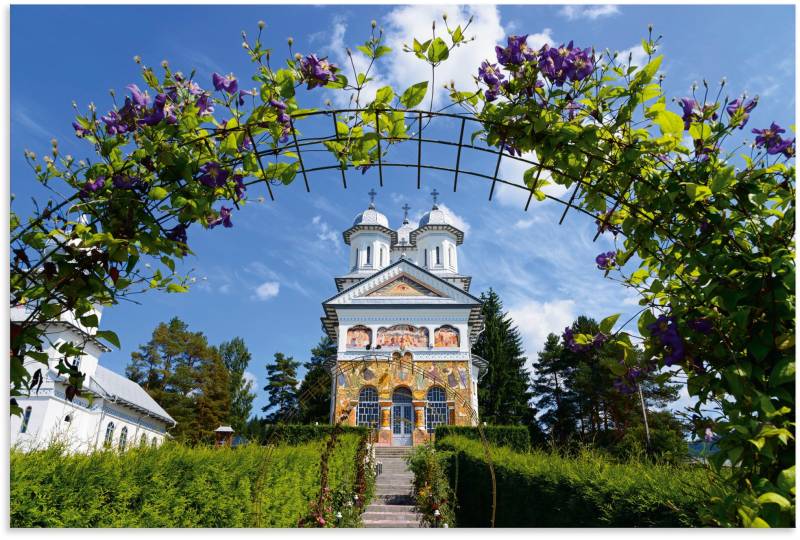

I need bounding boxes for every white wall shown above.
[349,231,391,272]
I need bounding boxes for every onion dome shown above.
[343,190,397,245]
[411,190,464,245]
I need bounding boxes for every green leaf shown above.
[757,492,791,509]
[769,358,795,387]
[630,268,649,285]
[374,86,395,106]
[79,314,99,328]
[356,45,372,57]
[148,187,168,200]
[374,45,392,59]
[777,466,795,495]
[427,37,449,63]
[637,309,656,337]
[166,283,189,293]
[654,110,684,137]
[599,313,621,334]
[95,330,121,348]
[399,81,428,108]
[684,183,712,201]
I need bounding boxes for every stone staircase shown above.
[362,446,420,528]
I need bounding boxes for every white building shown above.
[323,190,487,446]
[10,305,175,453]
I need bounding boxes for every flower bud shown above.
[324,99,332,107]
[287,37,294,46]
[442,13,447,20]
[648,24,653,33]
[133,55,142,64]
[161,60,169,69]
[371,19,377,28]
[71,100,78,109]
[258,20,265,29]
[242,42,249,49]
[294,52,302,61]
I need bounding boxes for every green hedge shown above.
[435,425,530,452]
[11,434,367,527]
[438,436,721,527]
[249,423,371,445]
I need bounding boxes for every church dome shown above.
[396,218,418,245]
[418,204,455,228]
[352,202,389,228]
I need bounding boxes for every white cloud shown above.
[559,5,620,21]
[243,370,258,389]
[495,151,564,209]
[13,106,55,140]
[254,281,280,300]
[312,215,342,253]
[617,43,649,70]
[382,4,506,108]
[437,203,471,236]
[509,299,577,365]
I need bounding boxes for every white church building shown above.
[10,305,175,453]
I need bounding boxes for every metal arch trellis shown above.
[253,351,498,528]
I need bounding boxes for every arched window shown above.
[104,422,115,448]
[151,437,158,448]
[355,248,359,269]
[426,386,449,433]
[366,246,371,265]
[423,249,427,267]
[20,406,32,433]
[140,433,147,447]
[357,386,379,428]
[436,246,441,265]
[119,427,128,451]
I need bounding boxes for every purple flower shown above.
[595,251,616,270]
[139,93,177,126]
[704,427,714,443]
[688,318,713,334]
[111,174,143,190]
[166,223,188,244]
[212,72,239,94]
[753,122,789,154]
[495,35,535,67]
[269,98,287,111]
[484,87,499,102]
[237,88,256,106]
[82,176,105,195]
[196,93,214,116]
[299,54,338,89]
[678,98,699,129]
[198,161,230,188]
[126,84,150,108]
[725,96,758,129]
[101,110,129,135]
[478,61,504,87]
[646,315,686,366]
[569,47,594,81]
[72,121,91,138]
[186,80,204,96]
[232,174,246,200]
[208,206,233,229]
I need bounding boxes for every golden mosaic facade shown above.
[332,352,477,446]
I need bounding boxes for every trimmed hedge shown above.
[249,423,371,445]
[438,436,721,527]
[435,425,530,452]
[11,434,367,528]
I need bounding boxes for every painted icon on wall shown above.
[434,325,460,348]
[376,324,429,348]
[346,325,372,348]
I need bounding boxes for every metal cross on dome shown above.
[431,188,440,207]
[401,203,411,221]
[368,188,377,207]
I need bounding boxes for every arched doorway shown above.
[391,387,413,446]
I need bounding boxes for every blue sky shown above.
[11,4,795,414]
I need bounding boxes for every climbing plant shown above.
[11,14,794,528]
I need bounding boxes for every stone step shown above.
[373,494,414,505]
[363,520,420,528]
[362,511,418,523]
[364,504,416,514]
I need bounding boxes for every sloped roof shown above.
[88,365,176,425]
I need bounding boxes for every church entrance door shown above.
[391,388,413,446]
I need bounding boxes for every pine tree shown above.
[472,289,533,425]
[297,335,336,424]
[262,352,300,422]
[218,337,257,432]
[531,333,579,441]
[194,348,232,442]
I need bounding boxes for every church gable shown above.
[364,276,443,298]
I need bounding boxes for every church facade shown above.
[322,191,486,446]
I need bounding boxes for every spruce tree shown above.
[218,337,257,432]
[194,348,232,442]
[262,352,300,422]
[531,333,579,441]
[472,289,533,425]
[297,335,336,424]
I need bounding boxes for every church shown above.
[322,190,487,446]
[10,305,175,453]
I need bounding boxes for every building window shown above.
[357,386,379,428]
[64,414,72,423]
[140,433,147,447]
[119,427,128,451]
[423,249,427,267]
[436,246,441,265]
[151,437,158,448]
[355,248,359,269]
[426,386,449,433]
[366,246,371,265]
[104,422,115,448]
[20,406,32,433]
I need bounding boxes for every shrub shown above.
[248,423,371,445]
[406,444,454,527]
[10,434,371,528]
[435,425,530,452]
[438,436,724,527]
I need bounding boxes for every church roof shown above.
[88,365,176,425]
[410,204,464,245]
[342,202,398,245]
